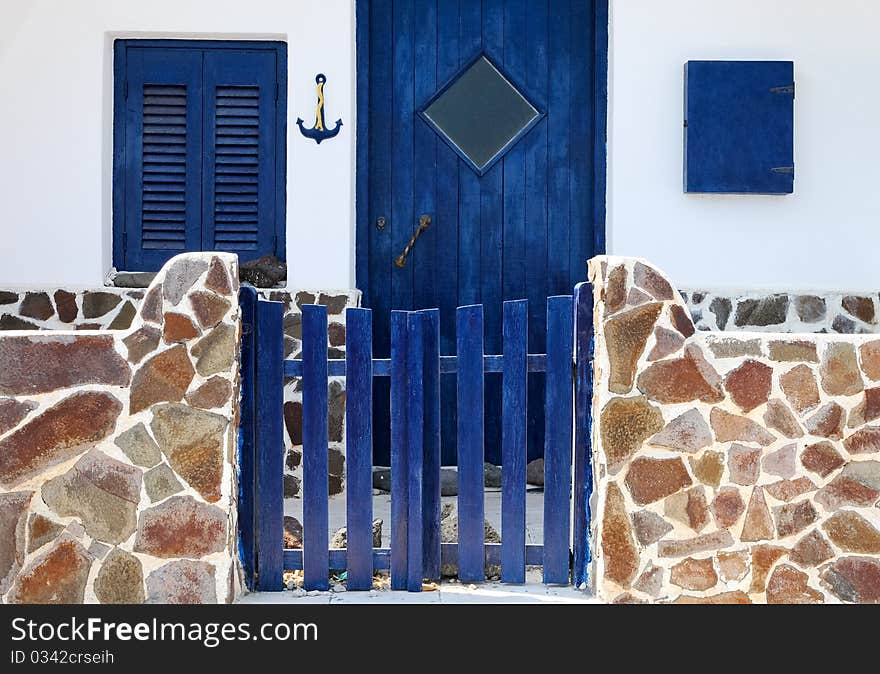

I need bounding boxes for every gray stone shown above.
[762,443,797,479]
[319,293,350,315]
[330,518,383,549]
[631,509,673,547]
[734,295,789,327]
[441,468,458,496]
[373,467,390,492]
[144,463,183,502]
[19,292,54,321]
[283,516,303,548]
[796,295,826,323]
[191,323,236,377]
[0,315,37,330]
[239,255,286,288]
[114,423,161,468]
[484,462,502,488]
[111,272,157,289]
[833,315,856,334]
[439,502,501,576]
[283,474,301,498]
[94,548,145,604]
[0,491,32,594]
[108,301,137,330]
[163,258,210,306]
[710,297,732,330]
[81,291,122,319]
[328,447,345,476]
[526,458,544,486]
[0,291,18,305]
[146,560,216,604]
[328,380,346,443]
[648,408,712,454]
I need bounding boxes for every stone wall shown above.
[0,287,141,331]
[590,256,880,604]
[0,253,242,604]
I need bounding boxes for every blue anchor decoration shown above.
[297,73,343,144]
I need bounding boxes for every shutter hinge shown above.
[770,83,795,97]
[771,166,794,175]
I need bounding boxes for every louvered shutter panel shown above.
[203,51,278,263]
[122,48,203,271]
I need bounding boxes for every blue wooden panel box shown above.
[684,60,794,194]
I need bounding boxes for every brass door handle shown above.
[394,214,431,268]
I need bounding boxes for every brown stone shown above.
[0,398,36,435]
[764,477,816,503]
[601,483,639,586]
[191,322,236,377]
[742,487,775,542]
[780,364,821,415]
[847,400,867,428]
[129,344,196,414]
[54,290,78,323]
[27,513,63,554]
[767,564,823,603]
[710,408,775,446]
[0,391,122,487]
[774,500,818,538]
[647,327,685,361]
[843,426,880,454]
[145,560,216,604]
[82,291,122,318]
[163,258,209,306]
[815,476,879,510]
[0,291,16,305]
[860,340,880,381]
[0,491,32,594]
[627,287,652,307]
[631,510,673,547]
[822,511,880,553]
[205,257,233,296]
[637,345,724,404]
[185,376,232,409]
[791,530,834,568]
[600,396,664,472]
[328,322,346,347]
[604,303,663,394]
[689,450,725,488]
[670,557,717,591]
[763,443,797,479]
[763,402,803,439]
[283,515,303,548]
[624,456,692,505]
[134,496,226,558]
[150,403,228,503]
[707,337,762,359]
[657,530,734,557]
[0,315,38,330]
[19,292,54,320]
[664,486,709,532]
[189,291,231,330]
[801,441,845,477]
[284,400,303,445]
[605,264,627,314]
[8,536,92,604]
[633,261,674,300]
[863,387,880,422]
[820,342,864,397]
[328,380,346,443]
[94,548,145,604]
[648,408,711,454]
[728,444,762,485]
[144,463,184,502]
[633,564,664,597]
[42,449,142,544]
[108,301,137,330]
[123,325,161,364]
[749,544,787,592]
[711,487,745,528]
[821,557,880,603]
[669,591,751,604]
[611,592,645,604]
[140,285,163,323]
[843,295,875,323]
[804,402,845,439]
[0,335,131,396]
[669,304,695,338]
[163,312,201,343]
[717,550,750,582]
[725,360,772,413]
[768,340,819,363]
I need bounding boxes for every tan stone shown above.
[26,513,63,554]
[0,491,32,594]
[843,426,880,454]
[749,545,787,592]
[657,530,734,558]
[710,408,775,446]
[0,391,122,487]
[767,564,823,604]
[637,345,723,404]
[820,342,864,397]
[94,548,145,604]
[669,591,751,604]
[627,287,652,307]
[670,557,717,591]
[725,360,773,413]
[108,301,137,330]
[146,560,217,604]
[717,550,750,582]
[633,564,664,597]
[815,475,879,510]
[114,422,161,468]
[647,326,685,362]
[774,500,818,538]
[801,441,845,477]
[790,530,834,568]
[764,477,817,503]
[633,261,674,300]
[728,444,762,485]
[821,557,880,603]
[140,285,163,323]
[0,398,36,435]
[762,443,797,479]
[780,364,821,415]
[185,376,233,410]
[624,456,692,505]
[822,511,880,553]
[741,487,775,542]
[129,345,196,414]
[189,291,232,329]
[134,496,227,558]
[664,486,709,532]
[711,487,745,528]
[163,312,201,343]
[123,326,161,365]
[143,463,184,503]
[601,483,639,586]
[859,340,880,381]
[604,264,627,314]
[599,396,664,472]
[804,403,845,439]
[8,537,92,604]
[631,510,673,547]
[763,401,804,439]
[647,408,711,454]
[863,387,880,422]
[604,303,664,394]
[669,304,695,338]
[689,450,725,488]
[707,337,762,359]
[205,256,233,297]
[768,340,819,363]
[191,322,237,377]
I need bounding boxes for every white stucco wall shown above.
[0,0,354,289]
[608,0,880,291]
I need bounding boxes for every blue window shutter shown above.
[203,50,279,264]
[122,47,203,271]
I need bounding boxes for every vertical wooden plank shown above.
[237,286,257,590]
[501,299,528,584]
[593,0,609,256]
[390,310,409,590]
[255,298,284,591]
[355,0,371,298]
[547,0,571,296]
[406,312,425,592]
[543,295,573,585]
[569,0,594,285]
[457,304,485,582]
[420,308,442,580]
[302,304,329,591]
[573,283,594,588]
[346,308,374,591]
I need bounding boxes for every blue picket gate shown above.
[238,283,595,592]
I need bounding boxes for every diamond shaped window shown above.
[420,55,542,175]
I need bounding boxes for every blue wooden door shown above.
[358,0,605,465]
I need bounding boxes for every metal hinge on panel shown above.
[771,166,794,175]
[770,84,795,97]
